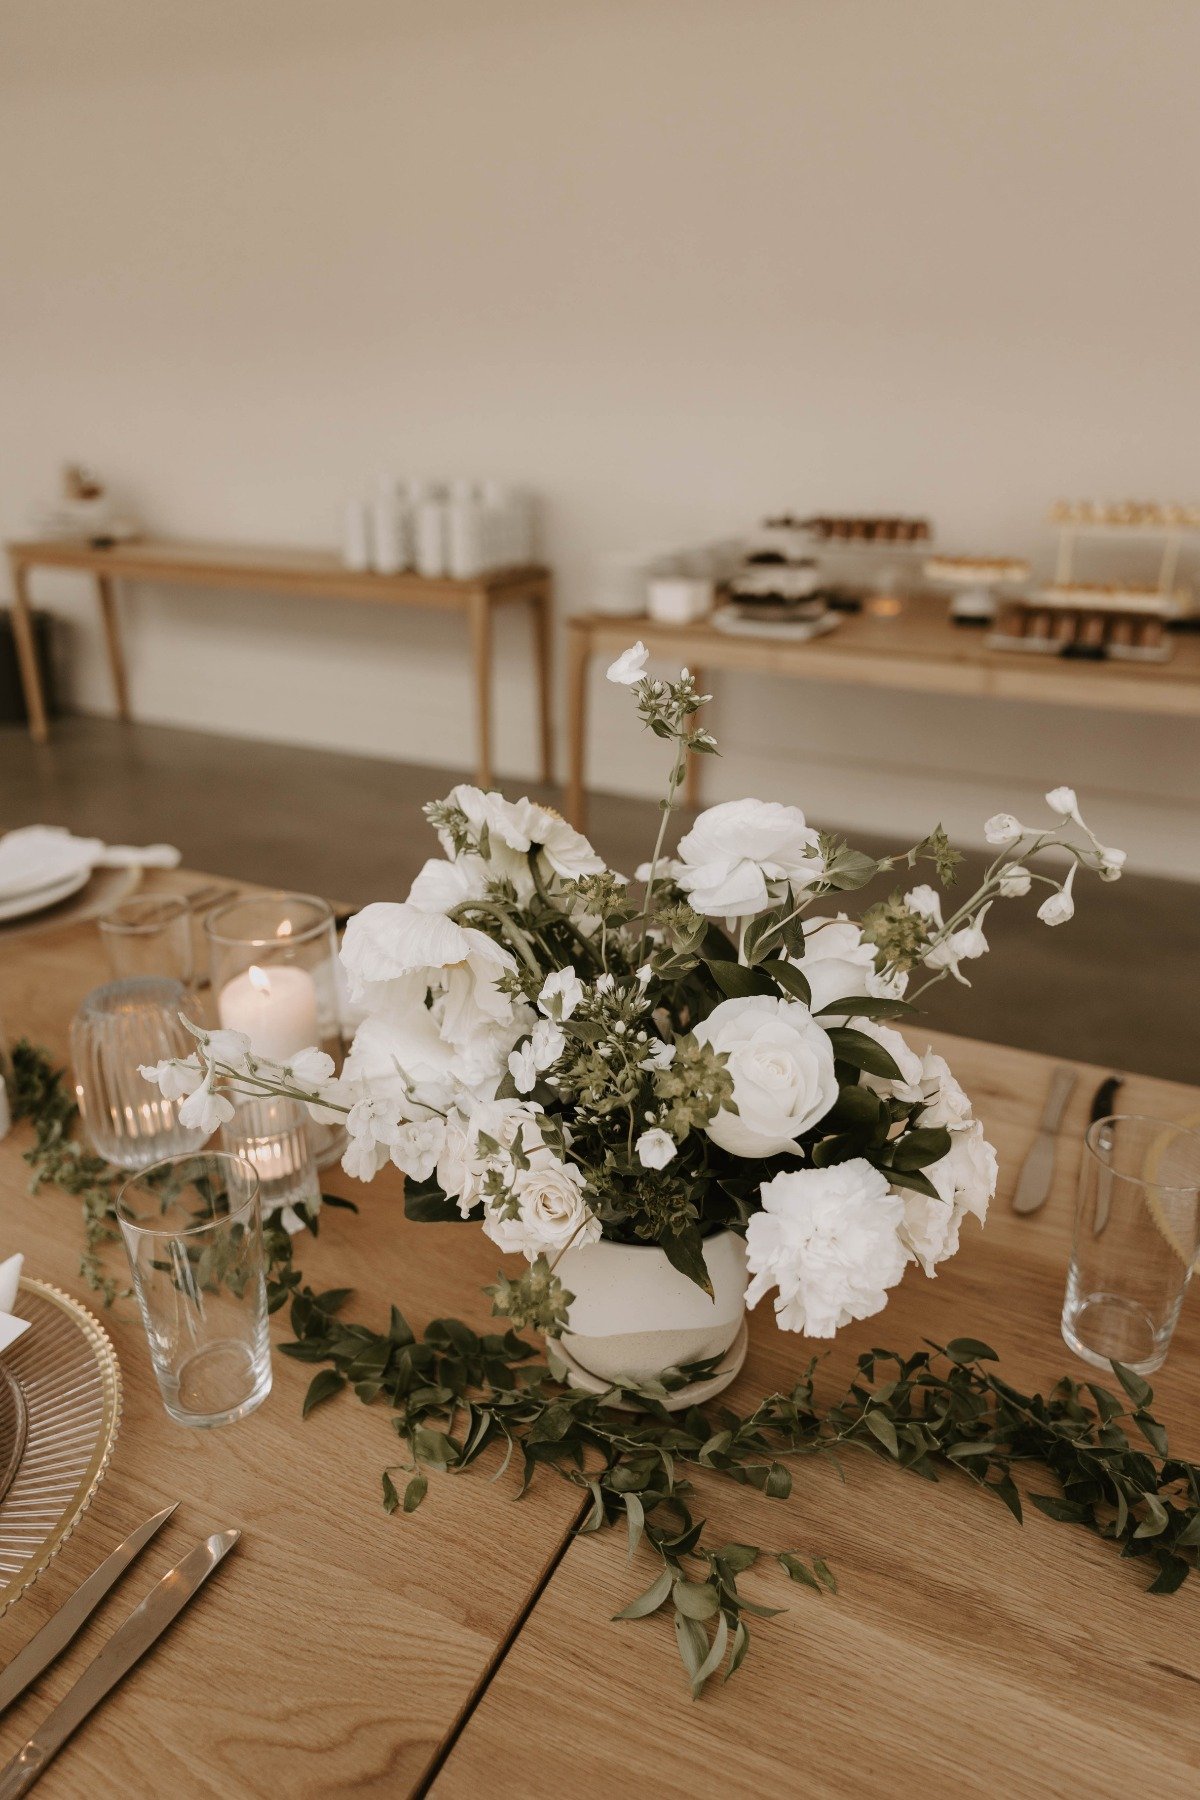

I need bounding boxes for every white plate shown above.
[0,830,94,902]
[0,865,90,924]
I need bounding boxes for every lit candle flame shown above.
[277,919,294,939]
[248,964,271,996]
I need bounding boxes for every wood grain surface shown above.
[1,872,1198,1797]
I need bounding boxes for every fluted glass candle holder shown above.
[70,977,211,1171]
[221,1094,320,1229]
[205,892,346,1168]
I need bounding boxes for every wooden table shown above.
[1,872,1198,1797]
[564,602,1200,824]
[5,538,555,790]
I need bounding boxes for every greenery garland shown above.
[8,1040,1199,1697]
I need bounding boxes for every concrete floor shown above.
[2,714,1196,1084]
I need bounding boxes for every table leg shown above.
[531,578,555,785]
[565,625,590,829]
[684,664,703,810]
[470,589,493,789]
[96,574,131,721]
[7,556,49,742]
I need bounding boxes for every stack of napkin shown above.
[0,1255,29,1354]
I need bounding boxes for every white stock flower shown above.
[286,1047,336,1085]
[922,903,992,985]
[745,1161,908,1337]
[200,1027,254,1067]
[675,799,824,917]
[997,865,1031,898]
[984,813,1026,844]
[390,1118,446,1182]
[507,1041,538,1093]
[905,885,943,926]
[606,642,649,685]
[532,1018,566,1069]
[1037,862,1077,927]
[538,966,585,1020]
[693,995,837,1157]
[635,1128,677,1170]
[482,1155,599,1260]
[798,915,904,1016]
[1045,786,1080,820]
[139,1056,203,1102]
[177,1070,234,1136]
[900,1121,997,1276]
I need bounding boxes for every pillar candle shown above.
[217,963,320,1062]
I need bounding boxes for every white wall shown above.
[3,0,1198,875]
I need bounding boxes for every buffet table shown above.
[0,871,1197,1798]
[564,602,1200,825]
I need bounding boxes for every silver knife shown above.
[0,1529,239,1798]
[0,1504,178,1717]
[1090,1076,1124,1237]
[1011,1064,1078,1215]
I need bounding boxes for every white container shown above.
[341,500,372,572]
[370,490,406,574]
[447,498,486,579]
[554,1229,748,1387]
[647,575,715,625]
[414,500,448,577]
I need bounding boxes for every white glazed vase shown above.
[553,1230,748,1389]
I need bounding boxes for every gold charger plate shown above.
[0,1279,123,1614]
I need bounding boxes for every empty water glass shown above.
[117,1151,272,1428]
[70,977,210,1171]
[99,891,195,987]
[221,1095,320,1229]
[1062,1114,1200,1375]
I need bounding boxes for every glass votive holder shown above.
[205,892,346,1169]
[99,890,195,988]
[1062,1114,1200,1376]
[117,1151,272,1428]
[70,977,211,1171]
[221,1095,320,1230]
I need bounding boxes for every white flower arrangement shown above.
[143,650,1122,1340]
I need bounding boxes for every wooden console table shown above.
[5,537,554,789]
[565,600,1200,825]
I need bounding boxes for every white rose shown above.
[606,641,649,685]
[797,915,904,1016]
[482,1154,599,1259]
[693,995,837,1157]
[901,1121,996,1276]
[745,1160,908,1337]
[675,799,824,917]
[636,1128,677,1169]
[1037,863,1077,927]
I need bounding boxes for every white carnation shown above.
[900,1121,996,1276]
[745,1161,908,1337]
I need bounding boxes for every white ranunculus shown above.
[390,1118,446,1182]
[745,1161,908,1337]
[635,1128,677,1170]
[538,966,585,1020]
[606,642,649,685]
[482,1154,599,1259]
[177,1070,234,1137]
[693,995,838,1157]
[140,1055,203,1102]
[434,785,539,899]
[852,1017,925,1104]
[997,864,1031,898]
[1037,863,1077,927]
[984,813,1026,844]
[901,1121,996,1276]
[797,915,904,1016]
[915,1050,973,1130]
[675,800,824,917]
[1045,785,1079,819]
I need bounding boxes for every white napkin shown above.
[0,827,180,900]
[0,1255,30,1355]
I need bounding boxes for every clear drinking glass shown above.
[117,1151,272,1428]
[1062,1114,1200,1375]
[70,977,211,1171]
[205,892,346,1168]
[99,891,195,987]
[221,1095,320,1228]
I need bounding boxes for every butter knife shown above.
[0,1504,177,1717]
[1091,1075,1124,1237]
[0,1529,239,1798]
[1011,1064,1078,1215]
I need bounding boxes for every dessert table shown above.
[0,870,1197,1798]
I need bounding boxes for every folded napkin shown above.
[0,826,180,901]
[0,1255,30,1355]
